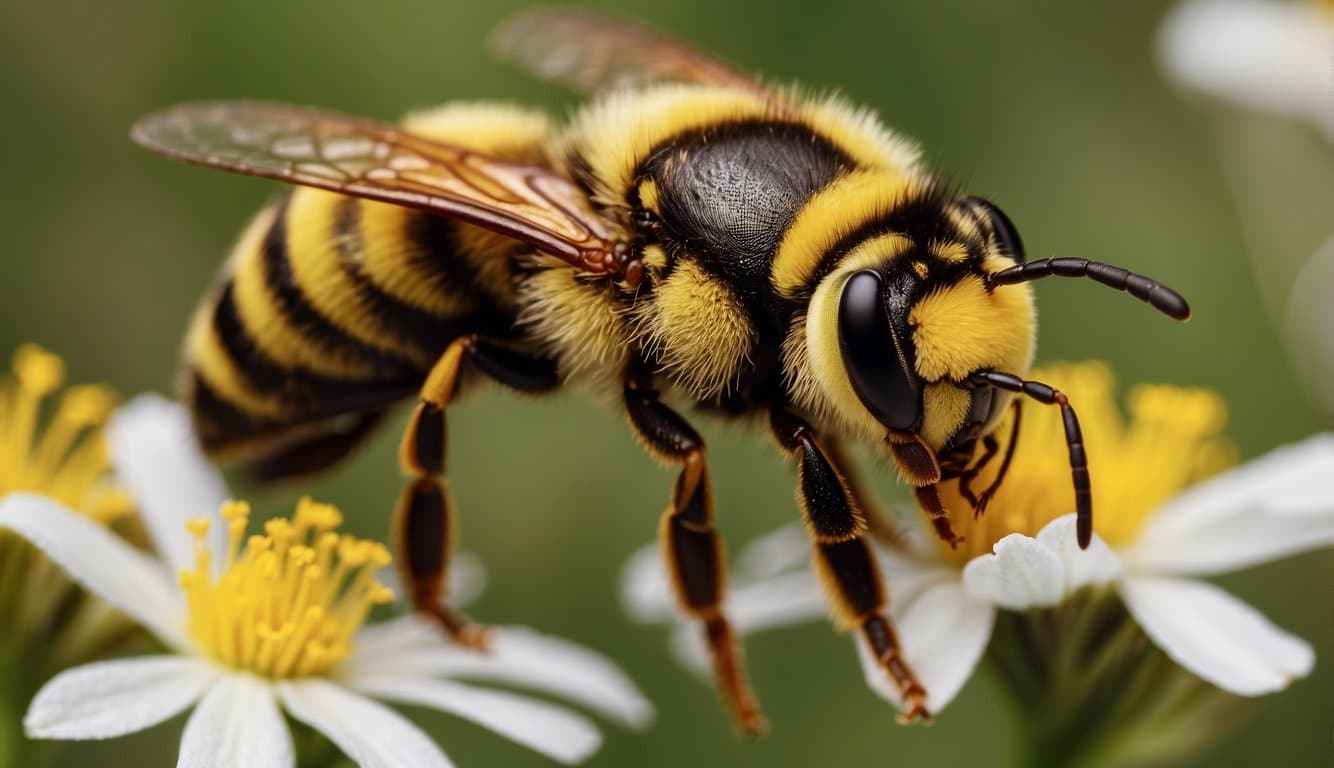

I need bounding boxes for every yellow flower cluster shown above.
[179,497,395,678]
[937,361,1236,564]
[0,344,129,523]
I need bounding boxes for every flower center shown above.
[179,497,395,678]
[0,344,129,523]
[935,361,1236,565]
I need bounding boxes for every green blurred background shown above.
[2,0,1330,766]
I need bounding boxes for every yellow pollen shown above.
[935,361,1236,565]
[0,344,128,524]
[180,498,395,678]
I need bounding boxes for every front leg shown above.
[940,399,1022,518]
[821,438,909,550]
[624,378,766,738]
[972,398,1023,514]
[396,335,558,649]
[888,432,963,548]
[772,411,931,723]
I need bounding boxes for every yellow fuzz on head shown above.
[179,497,394,678]
[0,344,129,524]
[909,275,1036,384]
[936,361,1236,565]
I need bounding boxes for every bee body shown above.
[138,8,1190,735]
[190,89,1003,462]
[184,105,548,464]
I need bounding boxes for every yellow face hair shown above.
[791,242,1037,452]
[909,274,1036,383]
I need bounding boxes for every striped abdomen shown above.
[182,187,524,467]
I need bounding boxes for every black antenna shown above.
[986,257,1191,321]
[967,370,1092,548]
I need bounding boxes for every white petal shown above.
[25,656,218,739]
[374,552,488,610]
[664,569,830,676]
[876,543,965,605]
[0,493,189,648]
[1035,515,1122,593]
[351,674,600,765]
[856,581,995,713]
[1124,434,1334,575]
[734,524,811,580]
[344,620,653,730]
[278,680,452,768]
[619,543,676,623]
[178,674,292,768]
[1120,575,1315,696]
[345,614,443,661]
[108,394,230,572]
[961,533,1064,609]
[665,626,711,676]
[1285,238,1334,423]
[730,569,828,633]
[1158,0,1334,140]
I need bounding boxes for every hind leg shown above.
[395,335,558,648]
[624,377,766,737]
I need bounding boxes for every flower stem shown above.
[0,649,36,768]
[293,720,345,768]
[989,589,1246,768]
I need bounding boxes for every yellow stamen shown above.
[180,498,395,678]
[936,361,1236,565]
[0,344,126,522]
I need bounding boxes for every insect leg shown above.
[970,370,1091,547]
[822,438,908,550]
[946,435,999,510]
[971,398,1023,515]
[772,410,931,723]
[396,335,558,650]
[624,377,766,738]
[886,433,963,548]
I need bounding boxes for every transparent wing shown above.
[489,8,769,98]
[131,102,631,275]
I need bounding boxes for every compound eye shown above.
[837,270,922,432]
[965,196,1025,262]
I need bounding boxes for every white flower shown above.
[1159,2,1334,420]
[622,363,1334,715]
[1158,0,1334,141]
[0,394,653,768]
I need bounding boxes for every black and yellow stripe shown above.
[184,188,526,461]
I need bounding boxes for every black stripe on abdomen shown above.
[330,197,470,363]
[262,198,421,377]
